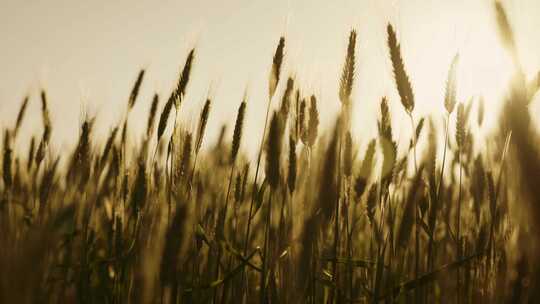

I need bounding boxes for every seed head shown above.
[231,100,247,163]
[387,24,415,113]
[269,37,285,99]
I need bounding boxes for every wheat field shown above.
[2,2,540,303]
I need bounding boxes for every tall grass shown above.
[2,2,540,303]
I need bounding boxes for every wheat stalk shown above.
[146,94,159,138]
[445,54,459,114]
[269,37,285,99]
[231,99,247,164]
[127,69,145,110]
[14,96,29,137]
[387,24,415,113]
[339,29,357,107]
[288,136,297,195]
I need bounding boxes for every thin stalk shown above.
[330,135,343,304]
[260,192,273,304]
[187,150,200,199]
[409,112,420,303]
[345,178,354,302]
[214,162,237,304]
[166,108,180,225]
[456,149,462,304]
[288,190,295,302]
[244,94,272,254]
[409,113,418,173]
[431,115,450,269]
[486,132,512,285]
[425,115,450,301]
[219,163,237,304]
[241,95,273,301]
[277,192,287,301]
[409,113,420,303]
[166,136,173,225]
[437,116,450,206]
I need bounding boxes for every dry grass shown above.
[1,2,540,303]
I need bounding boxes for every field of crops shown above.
[2,2,540,303]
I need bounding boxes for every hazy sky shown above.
[2,0,540,156]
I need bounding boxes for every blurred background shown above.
[2,0,540,157]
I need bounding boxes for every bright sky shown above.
[1,0,540,157]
